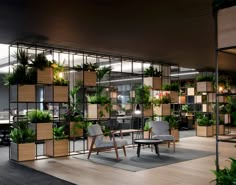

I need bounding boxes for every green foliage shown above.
[15,49,29,66]
[163,115,179,129]
[75,62,98,71]
[97,66,111,80]
[53,125,67,140]
[54,78,68,86]
[134,85,152,109]
[196,74,214,82]
[152,92,171,106]
[87,95,110,105]
[196,114,213,126]
[144,119,151,131]
[30,53,50,70]
[162,83,180,92]
[10,121,35,143]
[144,66,162,77]
[212,157,236,185]
[27,109,51,123]
[182,105,189,112]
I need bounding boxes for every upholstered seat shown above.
[87,124,128,160]
[149,121,175,152]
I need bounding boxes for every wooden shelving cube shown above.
[45,139,69,157]
[75,71,97,86]
[10,142,35,161]
[37,67,53,84]
[196,125,213,137]
[143,77,162,90]
[153,104,170,116]
[197,81,213,92]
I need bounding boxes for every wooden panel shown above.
[75,71,97,86]
[218,5,236,49]
[143,77,162,90]
[170,91,178,103]
[87,104,110,119]
[196,82,213,92]
[179,96,186,104]
[153,104,170,116]
[54,86,68,102]
[187,88,195,96]
[37,122,53,140]
[212,125,225,135]
[37,67,53,84]
[196,125,213,137]
[70,122,83,138]
[143,107,153,117]
[194,95,202,104]
[11,142,35,161]
[18,85,36,102]
[45,139,69,157]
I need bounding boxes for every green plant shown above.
[211,154,236,185]
[152,92,171,106]
[144,66,162,77]
[53,125,67,140]
[196,74,214,82]
[196,114,213,126]
[27,109,52,123]
[51,60,68,85]
[134,85,152,109]
[144,119,151,131]
[182,105,189,112]
[97,66,112,81]
[10,121,35,143]
[163,115,179,129]
[162,83,180,92]
[30,53,50,70]
[74,62,98,71]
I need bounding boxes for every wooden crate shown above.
[212,125,225,135]
[87,104,110,119]
[196,125,213,137]
[220,114,231,124]
[11,85,36,102]
[10,142,35,161]
[170,129,179,142]
[170,91,179,103]
[37,67,53,84]
[153,104,170,116]
[143,77,162,90]
[179,96,186,104]
[45,139,69,157]
[70,122,83,138]
[194,95,202,104]
[202,104,213,113]
[75,71,97,86]
[29,122,53,140]
[197,81,213,92]
[143,131,150,139]
[54,86,68,102]
[143,107,153,117]
[187,87,195,96]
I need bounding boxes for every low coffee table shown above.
[134,139,163,158]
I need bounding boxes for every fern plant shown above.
[53,125,67,140]
[27,109,51,123]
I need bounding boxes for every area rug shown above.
[73,147,215,172]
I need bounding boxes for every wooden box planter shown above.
[143,77,162,90]
[37,67,53,84]
[187,87,195,96]
[70,122,83,138]
[87,104,110,119]
[45,139,69,157]
[194,95,202,104]
[213,125,225,135]
[208,93,226,103]
[54,86,68,102]
[202,104,213,113]
[179,96,186,104]
[29,122,53,140]
[143,131,150,139]
[170,129,179,142]
[197,81,213,92]
[220,114,231,124]
[10,142,35,161]
[196,125,213,137]
[153,104,170,116]
[143,107,153,117]
[11,85,36,102]
[170,91,179,103]
[75,71,97,86]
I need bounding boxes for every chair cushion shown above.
[152,134,174,141]
[97,139,127,148]
[150,121,170,135]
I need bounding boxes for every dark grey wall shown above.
[0,74,9,111]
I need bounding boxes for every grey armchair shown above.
[87,124,128,160]
[149,121,175,152]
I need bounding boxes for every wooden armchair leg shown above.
[173,140,175,152]
[168,142,170,148]
[123,146,126,156]
[114,146,120,160]
[97,152,99,155]
[88,150,92,159]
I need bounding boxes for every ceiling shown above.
[0,0,235,74]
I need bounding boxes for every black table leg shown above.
[137,144,141,157]
[154,144,161,158]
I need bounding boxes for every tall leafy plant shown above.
[134,85,152,109]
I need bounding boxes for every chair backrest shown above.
[87,124,104,146]
[149,121,170,135]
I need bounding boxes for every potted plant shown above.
[143,118,151,139]
[143,66,162,90]
[162,83,180,103]
[27,109,53,140]
[134,85,152,117]
[163,115,180,141]
[5,49,36,102]
[196,74,214,92]
[196,113,213,137]
[74,62,99,86]
[152,92,171,116]
[45,125,69,157]
[10,121,36,161]
[212,119,225,135]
